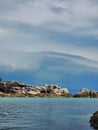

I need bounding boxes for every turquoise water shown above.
[0,98,97,130]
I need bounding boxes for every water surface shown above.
[0,98,97,130]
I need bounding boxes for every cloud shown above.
[0,51,98,72]
[50,6,65,14]
[0,0,98,26]
[0,0,98,91]
[0,28,98,65]
[0,18,98,63]
[1,51,98,93]
[13,0,98,41]
[0,0,98,38]
[0,29,8,37]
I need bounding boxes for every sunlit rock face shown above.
[41,84,69,96]
[0,81,70,97]
[74,88,98,98]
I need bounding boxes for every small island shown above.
[0,81,72,97]
[0,80,98,97]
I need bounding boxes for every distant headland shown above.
[0,80,98,97]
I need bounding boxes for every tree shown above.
[0,77,3,82]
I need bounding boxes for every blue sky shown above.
[0,0,98,93]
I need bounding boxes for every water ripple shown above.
[0,98,97,130]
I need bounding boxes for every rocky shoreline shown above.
[0,81,98,97]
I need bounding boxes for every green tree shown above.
[0,77,3,82]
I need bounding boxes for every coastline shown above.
[0,81,98,98]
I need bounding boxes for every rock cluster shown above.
[0,81,98,97]
[0,81,70,97]
[89,111,98,129]
[74,88,98,98]
[41,84,69,96]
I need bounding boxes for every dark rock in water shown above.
[89,111,98,129]
[74,88,98,98]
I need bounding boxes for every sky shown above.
[0,0,98,93]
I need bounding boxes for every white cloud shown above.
[0,28,9,37]
[0,0,98,39]
[0,0,97,26]
[0,50,44,71]
[0,0,98,72]
[10,0,98,42]
[0,49,98,73]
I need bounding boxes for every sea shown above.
[0,98,97,130]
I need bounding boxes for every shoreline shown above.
[0,80,98,98]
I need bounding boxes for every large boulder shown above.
[53,88,69,96]
[41,84,69,96]
[89,111,98,129]
[74,88,98,97]
[41,84,60,94]
[27,90,40,95]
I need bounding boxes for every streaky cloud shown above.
[0,51,98,71]
[0,51,98,93]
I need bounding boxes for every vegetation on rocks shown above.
[0,77,3,82]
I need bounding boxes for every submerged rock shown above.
[89,111,98,129]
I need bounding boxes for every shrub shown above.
[0,77,3,82]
